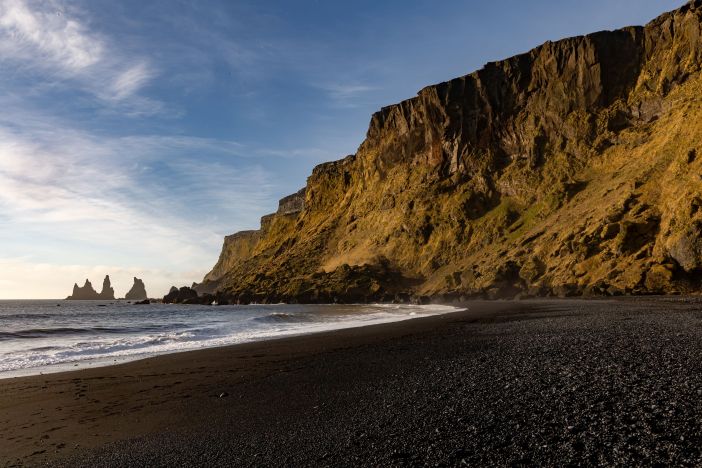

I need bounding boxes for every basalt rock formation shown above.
[125,277,148,301]
[67,279,99,300]
[98,275,115,300]
[67,275,115,300]
[163,286,201,304]
[193,2,702,303]
[162,286,219,305]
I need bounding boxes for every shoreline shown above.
[4,298,702,466]
[0,303,463,381]
[0,301,506,466]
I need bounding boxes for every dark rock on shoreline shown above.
[162,286,213,304]
[163,286,196,303]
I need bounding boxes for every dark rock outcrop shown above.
[194,2,702,302]
[67,279,100,300]
[163,286,199,304]
[98,275,115,300]
[125,277,148,301]
[67,275,115,300]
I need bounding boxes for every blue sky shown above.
[0,0,685,298]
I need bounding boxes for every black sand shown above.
[3,299,702,466]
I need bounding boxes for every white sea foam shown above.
[0,301,463,378]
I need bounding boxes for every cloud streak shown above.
[0,0,160,113]
[109,61,156,101]
[0,107,278,298]
[0,120,273,231]
[312,83,380,109]
[0,0,103,71]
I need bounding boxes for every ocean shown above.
[0,300,461,378]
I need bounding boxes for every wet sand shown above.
[2,298,702,466]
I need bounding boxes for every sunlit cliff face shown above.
[197,2,702,303]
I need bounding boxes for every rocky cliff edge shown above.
[193,2,702,303]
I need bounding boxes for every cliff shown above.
[195,2,702,303]
[125,277,148,301]
[67,275,115,300]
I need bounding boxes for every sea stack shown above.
[66,279,100,300]
[66,275,116,300]
[98,275,115,300]
[125,277,148,301]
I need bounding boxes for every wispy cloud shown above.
[0,106,278,297]
[0,0,160,113]
[0,0,103,72]
[0,120,273,232]
[322,84,377,100]
[252,146,339,160]
[316,83,378,108]
[109,61,156,101]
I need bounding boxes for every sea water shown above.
[0,300,461,378]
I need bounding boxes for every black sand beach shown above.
[3,298,702,466]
